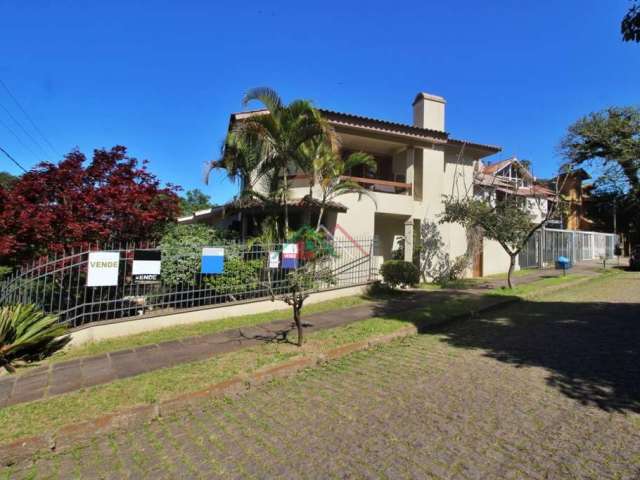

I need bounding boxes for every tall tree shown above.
[0,146,180,266]
[225,87,329,237]
[559,107,640,240]
[0,172,18,190]
[180,189,214,216]
[622,1,640,42]
[559,107,640,191]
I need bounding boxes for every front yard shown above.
[0,270,617,448]
[4,267,638,479]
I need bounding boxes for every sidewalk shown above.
[0,262,604,409]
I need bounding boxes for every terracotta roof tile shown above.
[231,108,501,155]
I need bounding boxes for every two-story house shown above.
[182,92,503,272]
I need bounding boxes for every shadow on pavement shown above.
[375,287,640,414]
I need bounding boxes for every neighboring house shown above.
[471,158,597,274]
[473,157,557,275]
[180,92,503,271]
[475,157,556,223]
[555,169,593,231]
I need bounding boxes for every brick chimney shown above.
[412,92,446,131]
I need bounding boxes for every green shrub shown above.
[380,260,420,288]
[0,265,12,280]
[160,224,225,286]
[0,304,70,373]
[365,280,392,297]
[204,253,263,298]
[289,225,335,260]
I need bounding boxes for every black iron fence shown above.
[0,237,378,329]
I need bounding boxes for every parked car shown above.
[630,246,640,271]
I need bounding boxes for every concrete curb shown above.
[0,274,600,466]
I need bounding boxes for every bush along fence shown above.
[518,227,617,269]
[0,236,378,329]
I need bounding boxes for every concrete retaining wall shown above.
[68,285,369,347]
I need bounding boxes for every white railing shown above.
[519,227,617,269]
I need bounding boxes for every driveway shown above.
[7,271,640,479]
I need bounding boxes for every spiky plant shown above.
[0,304,70,373]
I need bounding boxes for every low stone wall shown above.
[68,285,369,347]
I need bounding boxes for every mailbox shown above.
[555,256,571,274]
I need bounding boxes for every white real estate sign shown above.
[87,251,120,287]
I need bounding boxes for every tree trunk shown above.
[293,298,303,346]
[507,254,516,289]
[283,170,289,237]
[316,206,325,232]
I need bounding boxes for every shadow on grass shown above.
[370,286,640,414]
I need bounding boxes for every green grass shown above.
[484,268,540,280]
[0,270,612,444]
[0,315,411,444]
[0,292,499,444]
[487,273,587,297]
[49,294,372,364]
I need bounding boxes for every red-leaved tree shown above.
[0,146,181,267]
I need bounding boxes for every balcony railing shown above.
[288,174,412,195]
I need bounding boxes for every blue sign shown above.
[201,247,224,274]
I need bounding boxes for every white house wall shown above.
[482,238,514,276]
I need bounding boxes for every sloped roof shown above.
[178,195,347,224]
[231,108,501,155]
[481,157,534,180]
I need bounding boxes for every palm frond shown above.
[242,87,283,113]
[345,152,376,172]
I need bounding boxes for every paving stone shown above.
[8,268,640,480]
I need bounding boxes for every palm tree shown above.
[302,138,377,230]
[230,87,330,236]
[204,130,262,193]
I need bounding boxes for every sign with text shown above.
[268,251,280,269]
[87,251,120,287]
[282,243,298,269]
[132,250,162,283]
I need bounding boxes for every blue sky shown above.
[0,0,638,204]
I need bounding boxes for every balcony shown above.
[287,174,411,196]
[340,175,411,195]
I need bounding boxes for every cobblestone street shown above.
[6,271,640,479]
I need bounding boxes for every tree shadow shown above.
[376,291,640,414]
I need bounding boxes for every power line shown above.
[0,145,27,173]
[0,78,58,156]
[0,116,41,161]
[0,100,48,157]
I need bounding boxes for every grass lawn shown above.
[487,273,587,297]
[0,270,614,445]
[419,278,486,290]
[485,268,541,280]
[49,294,373,364]
[0,291,503,444]
[0,316,411,444]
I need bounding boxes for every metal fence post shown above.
[539,226,545,269]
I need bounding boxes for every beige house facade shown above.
[181,92,553,276]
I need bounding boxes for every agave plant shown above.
[0,304,70,373]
